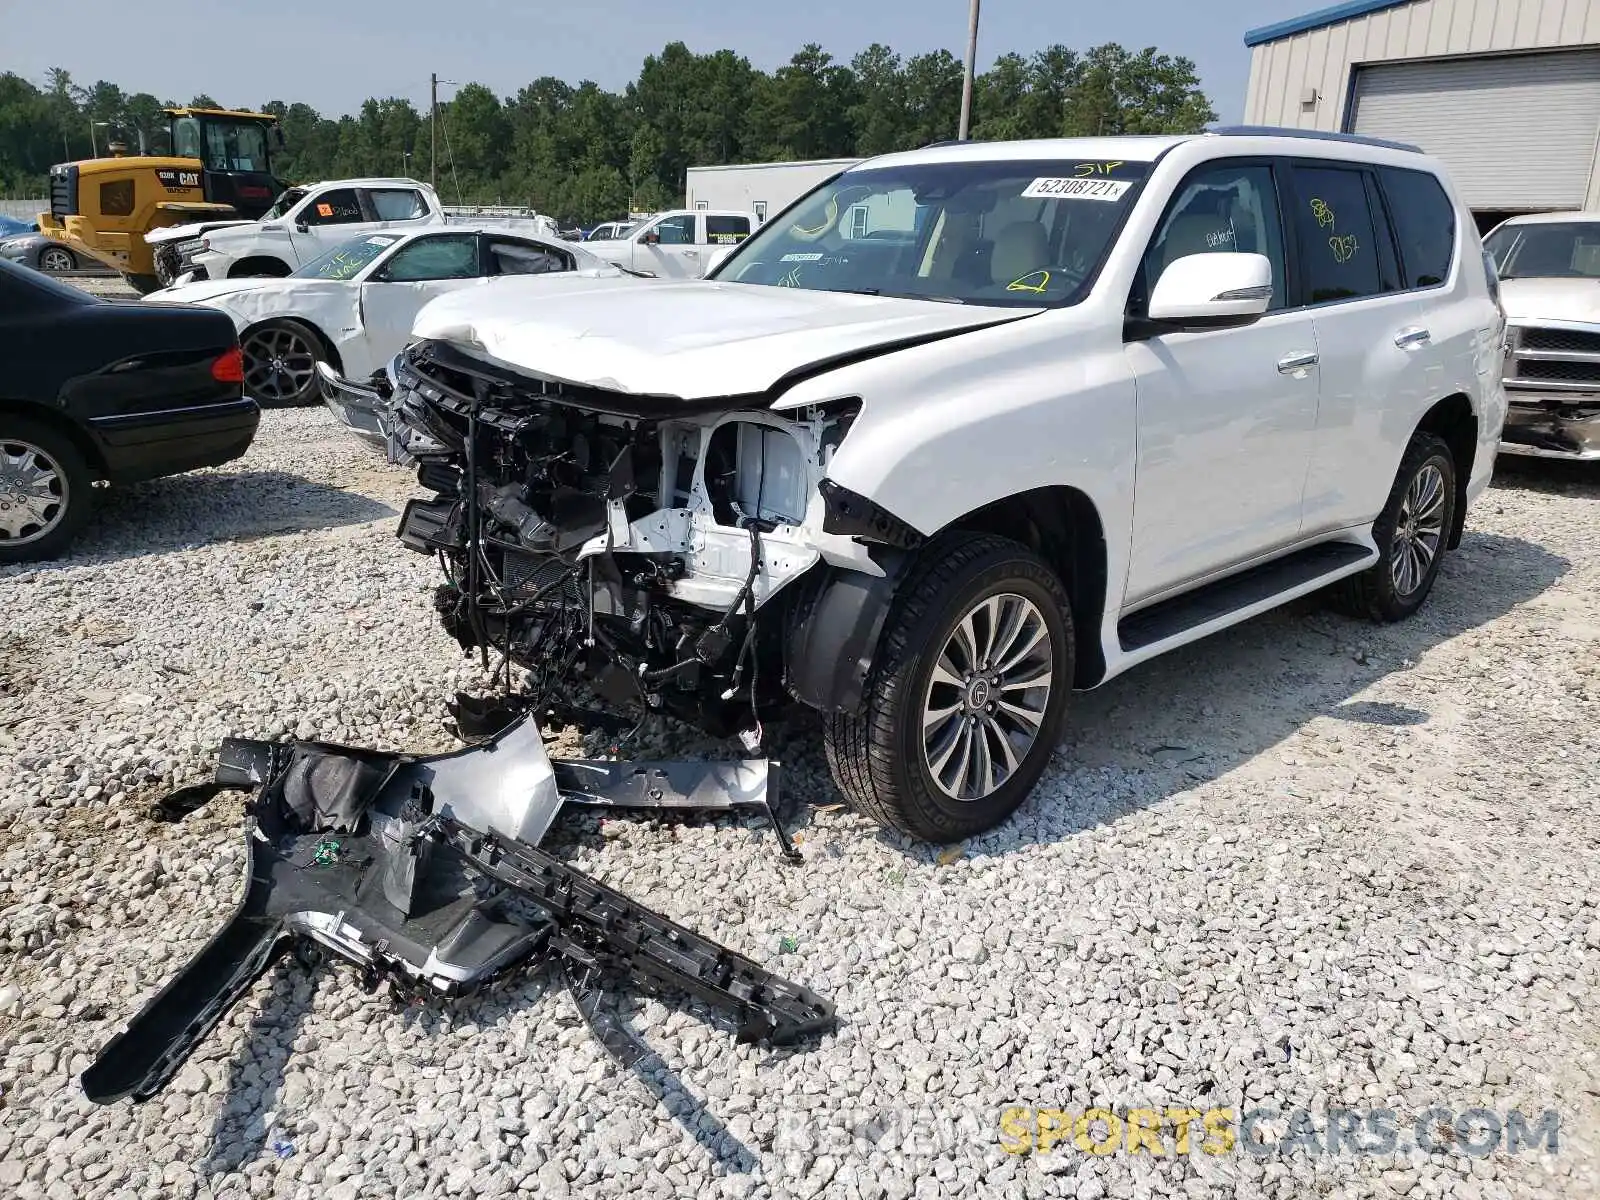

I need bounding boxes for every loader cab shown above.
[165,109,285,219]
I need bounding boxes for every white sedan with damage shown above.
[144,226,626,406]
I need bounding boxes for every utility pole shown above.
[430,72,438,191]
[958,0,982,141]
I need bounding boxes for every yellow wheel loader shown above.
[37,108,287,294]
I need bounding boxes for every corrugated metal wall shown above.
[1244,0,1600,130]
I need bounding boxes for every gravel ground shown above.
[1,408,1597,1200]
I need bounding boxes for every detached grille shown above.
[49,164,79,218]
[1505,324,1600,394]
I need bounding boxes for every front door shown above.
[1123,158,1320,607]
[356,233,486,377]
[289,187,371,265]
[637,213,702,278]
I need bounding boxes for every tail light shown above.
[211,345,245,384]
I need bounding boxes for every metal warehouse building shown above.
[1243,0,1600,229]
[684,158,859,225]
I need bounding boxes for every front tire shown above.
[0,418,92,564]
[242,319,328,407]
[37,246,76,272]
[824,532,1074,843]
[1333,431,1457,623]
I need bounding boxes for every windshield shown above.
[264,187,307,221]
[712,158,1151,306]
[1484,222,1600,280]
[293,233,402,281]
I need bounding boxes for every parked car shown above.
[146,225,629,406]
[583,220,636,241]
[0,214,36,238]
[368,129,1505,843]
[1483,212,1600,459]
[579,209,752,277]
[0,258,258,563]
[145,178,564,286]
[0,222,85,273]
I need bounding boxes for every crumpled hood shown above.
[146,219,256,246]
[144,277,304,306]
[1500,277,1600,325]
[411,279,1038,397]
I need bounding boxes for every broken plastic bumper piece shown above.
[82,713,831,1104]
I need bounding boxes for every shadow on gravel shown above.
[861,530,1571,862]
[1491,456,1600,500]
[199,960,319,1178]
[15,469,396,573]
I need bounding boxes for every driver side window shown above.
[651,214,695,245]
[1138,162,1288,312]
[375,234,481,281]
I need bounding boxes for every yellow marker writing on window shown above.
[1007,270,1051,294]
[1073,161,1124,177]
[1329,234,1359,263]
[1310,199,1334,229]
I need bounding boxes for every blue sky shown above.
[1,0,1318,125]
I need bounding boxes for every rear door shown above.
[356,233,486,377]
[1285,161,1437,537]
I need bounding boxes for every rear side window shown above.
[488,240,568,275]
[369,189,429,221]
[1291,166,1392,304]
[1378,168,1455,288]
[705,215,751,245]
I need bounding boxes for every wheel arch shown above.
[784,483,1110,714]
[228,256,292,279]
[0,399,107,476]
[1414,393,1475,550]
[940,486,1109,687]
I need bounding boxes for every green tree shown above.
[850,44,906,157]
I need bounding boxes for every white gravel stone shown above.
[1,410,1597,1199]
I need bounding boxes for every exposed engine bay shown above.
[384,339,897,742]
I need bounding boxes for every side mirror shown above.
[640,230,660,245]
[295,222,309,234]
[1147,252,1274,329]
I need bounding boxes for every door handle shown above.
[1277,351,1318,374]
[1394,326,1432,350]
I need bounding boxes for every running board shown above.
[1118,542,1374,652]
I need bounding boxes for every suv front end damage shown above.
[84,713,830,1105]
[351,338,884,742]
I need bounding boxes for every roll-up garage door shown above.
[1350,50,1600,210]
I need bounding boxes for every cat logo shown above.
[155,169,202,191]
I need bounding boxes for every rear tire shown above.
[0,417,92,564]
[126,273,163,295]
[1331,431,1457,623]
[824,532,1074,843]
[37,246,76,272]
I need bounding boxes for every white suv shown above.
[362,129,1506,843]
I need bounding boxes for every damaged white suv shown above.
[330,129,1506,843]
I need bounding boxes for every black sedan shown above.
[0,258,260,562]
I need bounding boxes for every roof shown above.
[687,158,861,173]
[861,136,1193,169]
[1244,0,1413,48]
[1494,210,1600,226]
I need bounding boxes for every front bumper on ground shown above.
[1500,393,1600,461]
[82,710,828,1105]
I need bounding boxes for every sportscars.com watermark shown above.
[999,1106,1562,1159]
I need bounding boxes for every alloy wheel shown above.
[1390,461,1446,597]
[0,439,68,547]
[38,247,74,272]
[921,592,1054,801]
[243,327,318,403]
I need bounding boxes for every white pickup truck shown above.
[577,208,754,278]
[146,178,559,285]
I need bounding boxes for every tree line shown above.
[0,41,1216,221]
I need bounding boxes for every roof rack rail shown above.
[1207,125,1423,154]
